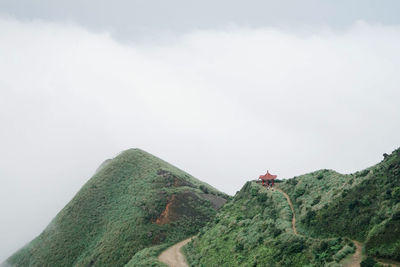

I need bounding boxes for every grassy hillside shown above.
[6,149,228,267]
[279,148,400,261]
[184,148,400,266]
[184,182,354,266]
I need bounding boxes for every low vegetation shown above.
[184,148,400,266]
[279,148,400,262]
[6,147,400,266]
[6,149,227,267]
[184,182,354,266]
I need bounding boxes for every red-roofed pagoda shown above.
[259,171,277,187]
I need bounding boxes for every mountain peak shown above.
[6,149,228,267]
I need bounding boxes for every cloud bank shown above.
[1,17,400,261]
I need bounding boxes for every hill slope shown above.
[280,148,400,261]
[184,181,354,266]
[184,148,400,266]
[5,149,227,267]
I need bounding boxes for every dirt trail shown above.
[343,240,362,267]
[275,187,365,266]
[159,186,400,267]
[158,237,193,267]
[275,187,364,266]
[275,188,298,235]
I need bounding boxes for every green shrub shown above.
[333,245,354,262]
[257,191,268,202]
[392,187,400,202]
[295,187,306,197]
[199,185,209,194]
[312,196,321,205]
[359,170,370,177]
[360,256,377,267]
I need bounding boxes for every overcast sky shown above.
[1,1,400,263]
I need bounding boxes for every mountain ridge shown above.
[5,148,228,267]
[4,147,400,266]
[184,148,400,266]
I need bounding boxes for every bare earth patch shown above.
[343,241,362,267]
[158,237,193,267]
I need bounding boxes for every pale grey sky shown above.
[1,0,400,41]
[1,1,400,263]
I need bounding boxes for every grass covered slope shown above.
[184,148,400,266]
[279,148,400,261]
[6,149,227,267]
[184,182,354,266]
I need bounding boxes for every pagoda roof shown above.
[259,171,277,180]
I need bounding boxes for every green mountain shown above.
[184,182,355,266]
[280,148,400,262]
[5,147,399,267]
[5,149,228,267]
[184,148,400,266]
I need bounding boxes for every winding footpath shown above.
[344,241,362,267]
[275,188,298,235]
[276,188,363,266]
[159,187,399,267]
[276,187,400,267]
[158,237,193,267]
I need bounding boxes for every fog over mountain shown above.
[1,1,400,263]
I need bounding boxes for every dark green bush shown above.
[360,256,377,267]
[359,170,370,177]
[392,187,400,201]
[312,195,321,205]
[295,187,305,197]
[257,192,268,202]
[199,185,209,194]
